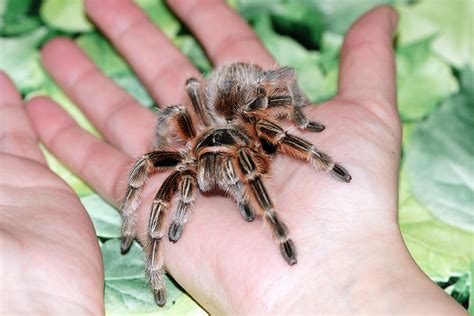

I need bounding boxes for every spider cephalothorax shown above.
[120,62,351,306]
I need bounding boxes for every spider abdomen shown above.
[206,63,264,120]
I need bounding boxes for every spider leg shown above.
[263,67,325,132]
[256,119,351,182]
[186,77,215,127]
[222,157,256,222]
[168,170,196,242]
[120,151,182,253]
[235,147,297,265]
[146,171,181,307]
[195,151,256,221]
[155,104,196,149]
[265,94,325,132]
[196,152,224,192]
[292,106,325,132]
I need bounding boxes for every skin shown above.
[0,0,467,314]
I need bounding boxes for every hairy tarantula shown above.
[120,62,351,306]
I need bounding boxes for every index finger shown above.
[0,72,46,164]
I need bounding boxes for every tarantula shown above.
[120,62,351,306]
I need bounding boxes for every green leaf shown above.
[399,169,474,279]
[1,16,41,35]
[310,27,461,114]
[102,239,206,315]
[460,67,474,102]
[40,0,93,33]
[319,31,343,73]
[405,89,474,231]
[318,66,338,102]
[135,0,180,38]
[401,122,415,149]
[397,0,474,69]
[437,273,471,310]
[237,0,406,46]
[447,273,470,310]
[253,15,325,103]
[317,31,343,102]
[81,194,121,238]
[470,262,474,315]
[0,0,32,16]
[0,0,42,36]
[236,0,283,20]
[237,0,324,48]
[0,27,48,93]
[396,37,459,120]
[316,0,403,35]
[76,33,130,76]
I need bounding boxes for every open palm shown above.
[17,0,463,314]
[0,74,104,315]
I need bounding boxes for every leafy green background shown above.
[1,0,473,314]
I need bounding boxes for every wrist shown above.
[348,226,466,315]
[267,223,465,315]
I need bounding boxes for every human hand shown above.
[25,0,466,314]
[0,73,104,315]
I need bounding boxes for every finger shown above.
[26,96,131,203]
[0,72,46,164]
[41,37,156,157]
[85,0,200,106]
[168,0,275,68]
[338,6,399,123]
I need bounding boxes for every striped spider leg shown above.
[255,119,351,182]
[121,104,198,306]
